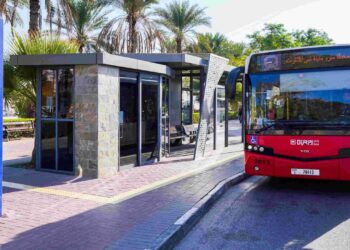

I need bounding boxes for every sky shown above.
[3,0,350,53]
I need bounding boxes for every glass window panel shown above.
[162,78,169,117]
[141,73,158,83]
[182,76,191,89]
[142,83,158,162]
[216,87,226,148]
[162,78,170,157]
[120,75,138,167]
[193,77,201,114]
[58,69,74,119]
[41,70,56,118]
[58,122,74,172]
[41,121,56,170]
[120,71,138,83]
[182,90,191,124]
[247,69,350,135]
[191,69,201,74]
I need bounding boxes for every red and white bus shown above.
[241,45,350,180]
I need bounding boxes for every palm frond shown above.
[154,0,210,52]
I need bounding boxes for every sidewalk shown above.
[1,140,244,250]
[3,138,34,166]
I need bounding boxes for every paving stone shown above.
[1,123,243,250]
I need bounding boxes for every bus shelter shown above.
[10,52,235,178]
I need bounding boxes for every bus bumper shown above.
[245,151,350,181]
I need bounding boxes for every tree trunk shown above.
[131,19,137,53]
[128,16,137,53]
[29,0,40,36]
[176,37,182,53]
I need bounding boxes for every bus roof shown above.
[249,44,350,56]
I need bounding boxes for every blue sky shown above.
[3,0,350,53]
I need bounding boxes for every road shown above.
[177,176,350,250]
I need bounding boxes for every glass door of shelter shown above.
[216,86,226,149]
[119,72,160,168]
[141,74,159,163]
[120,72,138,167]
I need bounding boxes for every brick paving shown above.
[3,137,242,198]
[1,121,244,249]
[1,156,243,250]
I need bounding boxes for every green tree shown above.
[188,33,251,66]
[188,33,227,55]
[4,33,79,117]
[228,42,252,67]
[98,0,162,53]
[248,23,294,51]
[29,0,73,35]
[0,0,27,28]
[155,0,211,53]
[62,0,108,53]
[162,38,177,53]
[292,28,333,47]
[5,33,79,165]
[247,23,333,52]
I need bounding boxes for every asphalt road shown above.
[177,176,350,250]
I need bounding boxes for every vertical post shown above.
[137,74,142,166]
[168,78,171,155]
[157,76,162,161]
[36,68,41,170]
[224,94,229,148]
[55,70,58,171]
[242,75,246,144]
[190,72,193,124]
[213,88,217,150]
[0,17,3,216]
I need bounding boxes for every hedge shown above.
[192,111,238,124]
[3,118,35,123]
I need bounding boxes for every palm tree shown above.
[0,0,27,28]
[155,0,210,53]
[98,0,162,53]
[6,33,79,165]
[6,32,79,107]
[28,0,40,35]
[188,33,227,54]
[28,0,73,35]
[61,0,108,53]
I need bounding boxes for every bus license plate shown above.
[291,168,320,176]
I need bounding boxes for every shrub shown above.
[192,112,200,124]
[192,111,238,124]
[3,118,35,123]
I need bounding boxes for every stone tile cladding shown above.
[74,65,119,178]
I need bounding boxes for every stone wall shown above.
[97,65,119,177]
[74,65,119,178]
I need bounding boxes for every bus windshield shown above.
[246,69,350,135]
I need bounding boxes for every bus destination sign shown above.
[249,47,350,73]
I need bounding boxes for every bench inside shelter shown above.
[3,121,34,141]
[169,124,198,145]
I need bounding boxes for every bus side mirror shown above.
[225,67,244,100]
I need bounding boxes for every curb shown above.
[149,172,249,250]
